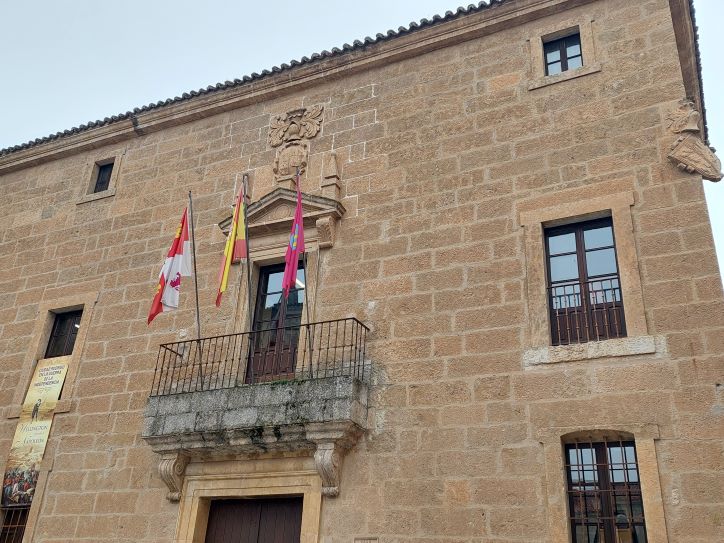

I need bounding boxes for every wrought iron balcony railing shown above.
[150,317,369,396]
[549,276,627,346]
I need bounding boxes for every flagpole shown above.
[188,191,203,341]
[242,174,254,332]
[302,250,315,376]
[295,169,315,376]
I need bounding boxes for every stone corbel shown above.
[158,452,189,502]
[307,420,362,497]
[314,444,344,497]
[666,99,722,182]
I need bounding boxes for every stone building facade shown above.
[0,0,722,541]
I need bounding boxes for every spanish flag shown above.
[215,182,248,306]
[148,208,193,324]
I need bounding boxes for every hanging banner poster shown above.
[2,357,68,506]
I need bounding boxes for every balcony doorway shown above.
[205,497,303,543]
[245,263,305,383]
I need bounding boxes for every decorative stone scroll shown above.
[268,105,324,187]
[158,452,189,502]
[314,446,343,497]
[667,100,722,182]
[307,420,363,498]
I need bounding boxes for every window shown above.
[545,217,626,345]
[44,310,83,358]
[544,32,583,75]
[92,161,114,193]
[0,505,29,543]
[246,263,305,383]
[566,438,647,543]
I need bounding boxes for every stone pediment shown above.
[219,188,345,249]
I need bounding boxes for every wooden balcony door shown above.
[204,497,303,543]
[245,263,305,383]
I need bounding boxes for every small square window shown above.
[92,161,114,193]
[544,33,583,76]
[45,310,83,358]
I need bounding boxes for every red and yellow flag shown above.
[216,182,248,306]
[148,208,193,324]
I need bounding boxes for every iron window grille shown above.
[544,32,583,75]
[565,438,648,543]
[545,217,626,345]
[44,310,82,358]
[0,505,29,543]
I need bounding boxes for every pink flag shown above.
[281,174,305,298]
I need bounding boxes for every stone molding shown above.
[527,16,600,90]
[0,0,611,175]
[538,425,668,542]
[523,335,666,368]
[518,187,648,352]
[176,459,322,543]
[218,187,345,251]
[142,376,369,500]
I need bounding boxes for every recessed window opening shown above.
[44,310,83,358]
[565,437,647,542]
[545,217,626,345]
[544,32,583,75]
[92,161,114,193]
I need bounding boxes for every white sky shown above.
[1,0,722,278]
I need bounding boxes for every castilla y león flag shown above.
[215,182,248,307]
[281,174,305,298]
[148,208,193,324]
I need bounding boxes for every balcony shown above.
[549,277,626,345]
[141,318,370,500]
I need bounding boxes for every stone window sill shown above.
[528,63,601,91]
[523,335,665,368]
[77,187,116,204]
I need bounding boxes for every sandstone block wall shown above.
[0,0,722,541]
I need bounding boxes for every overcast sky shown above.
[1,0,722,277]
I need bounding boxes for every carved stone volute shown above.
[314,445,343,497]
[667,99,722,182]
[158,452,189,502]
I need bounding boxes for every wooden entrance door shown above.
[205,497,303,543]
[245,264,305,383]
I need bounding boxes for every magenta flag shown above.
[281,174,305,298]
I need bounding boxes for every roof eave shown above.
[0,0,602,174]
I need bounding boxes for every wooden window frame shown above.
[544,217,627,346]
[44,309,83,359]
[538,426,668,543]
[519,189,655,367]
[565,438,648,543]
[528,18,600,90]
[91,160,114,194]
[544,33,583,76]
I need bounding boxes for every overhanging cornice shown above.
[0,0,601,176]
